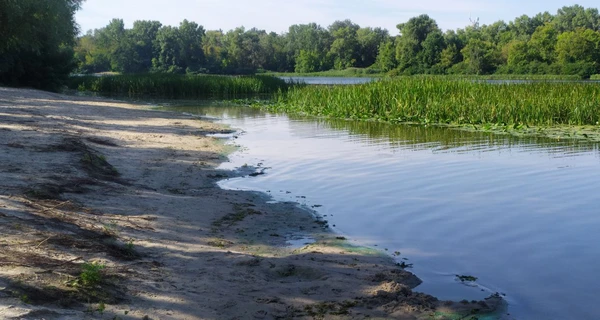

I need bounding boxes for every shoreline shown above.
[0,87,505,319]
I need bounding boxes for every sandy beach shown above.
[0,87,502,319]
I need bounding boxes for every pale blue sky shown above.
[76,0,599,35]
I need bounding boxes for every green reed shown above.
[68,74,290,99]
[447,74,583,81]
[270,77,600,126]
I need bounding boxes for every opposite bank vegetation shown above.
[67,74,600,141]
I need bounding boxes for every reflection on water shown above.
[290,116,598,155]
[165,104,600,320]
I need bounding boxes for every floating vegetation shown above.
[456,274,478,282]
[67,74,290,99]
[265,76,600,127]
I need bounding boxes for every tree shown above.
[356,27,389,68]
[461,38,499,74]
[554,5,600,32]
[0,0,84,90]
[505,40,532,67]
[328,20,360,70]
[509,15,543,39]
[74,32,111,73]
[177,20,206,73]
[129,20,162,73]
[260,32,289,72]
[285,23,332,71]
[153,26,183,73]
[203,30,226,72]
[375,39,397,72]
[395,14,444,73]
[439,31,463,70]
[556,28,600,67]
[529,23,559,63]
[295,50,321,73]
[420,31,445,69]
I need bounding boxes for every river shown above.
[161,103,600,320]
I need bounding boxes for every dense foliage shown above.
[269,77,600,126]
[75,5,600,78]
[0,0,83,90]
[67,74,290,98]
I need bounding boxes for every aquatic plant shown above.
[268,76,600,126]
[445,74,583,81]
[67,74,290,99]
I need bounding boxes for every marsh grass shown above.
[68,74,290,99]
[269,76,600,126]
[447,74,583,81]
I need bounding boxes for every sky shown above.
[76,0,600,35]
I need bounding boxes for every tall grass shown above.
[444,74,583,81]
[67,74,290,99]
[270,76,600,126]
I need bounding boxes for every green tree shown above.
[74,32,111,73]
[556,28,600,63]
[153,26,183,73]
[203,30,226,72]
[529,23,559,63]
[295,50,321,73]
[356,27,389,68]
[260,32,289,72]
[0,0,84,90]
[328,20,360,70]
[129,20,162,73]
[395,14,444,73]
[420,31,445,70]
[286,23,332,71]
[505,40,532,67]
[375,39,397,72]
[461,38,499,74]
[177,20,206,73]
[554,5,600,32]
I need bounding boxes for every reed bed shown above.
[447,74,583,81]
[270,77,600,126]
[68,74,290,99]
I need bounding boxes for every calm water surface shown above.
[167,105,600,320]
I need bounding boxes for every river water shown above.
[164,104,600,320]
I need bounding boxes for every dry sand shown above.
[0,87,504,319]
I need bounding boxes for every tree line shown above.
[1,3,600,92]
[75,5,600,78]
